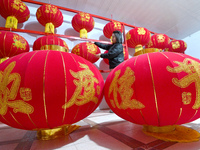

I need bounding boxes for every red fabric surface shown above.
[71,42,100,63]
[0,31,29,58]
[71,12,94,33]
[36,4,63,28]
[169,40,187,53]
[0,0,30,23]
[0,50,104,130]
[104,52,200,126]
[126,27,151,48]
[33,35,69,52]
[103,21,123,39]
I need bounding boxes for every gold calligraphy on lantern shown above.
[126,32,131,40]
[12,0,26,12]
[113,22,122,30]
[167,58,200,109]
[45,5,58,15]
[62,62,99,109]
[36,9,42,18]
[146,40,153,48]
[182,92,192,105]
[171,41,180,49]
[157,34,165,43]
[137,28,146,35]
[0,62,34,115]
[86,43,97,54]
[109,67,145,110]
[12,35,27,50]
[80,12,90,22]
[72,45,80,56]
[184,42,187,48]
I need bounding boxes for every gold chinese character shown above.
[109,67,145,110]
[86,43,97,54]
[171,41,180,49]
[167,58,200,109]
[0,62,34,115]
[113,22,121,30]
[12,35,27,50]
[137,28,146,35]
[62,62,99,109]
[126,32,131,40]
[157,34,165,43]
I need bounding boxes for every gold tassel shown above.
[40,45,68,52]
[5,16,18,29]
[0,57,9,63]
[80,28,87,38]
[135,44,143,53]
[45,23,55,34]
[143,125,200,143]
[37,124,80,140]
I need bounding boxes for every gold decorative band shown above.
[0,57,9,63]
[40,45,68,52]
[143,125,175,133]
[134,48,161,56]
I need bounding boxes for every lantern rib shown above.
[28,51,38,63]
[27,114,38,128]
[43,51,50,128]
[9,112,25,129]
[1,115,11,125]
[60,52,68,123]
[147,53,160,126]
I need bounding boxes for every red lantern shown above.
[0,31,29,60]
[36,4,63,34]
[72,12,95,38]
[0,0,30,29]
[103,21,123,39]
[104,52,200,140]
[151,34,170,50]
[33,35,69,52]
[169,40,187,53]
[126,27,151,52]
[0,50,104,131]
[71,42,100,63]
[103,48,129,65]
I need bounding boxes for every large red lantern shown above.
[0,0,30,29]
[72,12,95,38]
[36,4,63,34]
[33,35,69,52]
[169,40,187,53]
[104,52,200,142]
[147,34,170,50]
[103,21,123,39]
[103,48,129,65]
[0,50,104,139]
[71,42,100,63]
[126,27,151,52]
[0,31,29,62]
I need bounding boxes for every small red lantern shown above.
[33,35,69,52]
[0,31,29,62]
[169,40,187,53]
[126,27,151,52]
[104,52,200,142]
[36,4,63,34]
[71,12,95,38]
[103,48,129,65]
[0,0,30,29]
[0,50,104,139]
[149,34,170,50]
[103,21,123,39]
[71,42,100,63]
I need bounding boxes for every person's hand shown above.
[95,53,101,58]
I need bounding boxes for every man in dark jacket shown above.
[95,30,124,70]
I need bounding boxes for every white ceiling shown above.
[30,0,200,39]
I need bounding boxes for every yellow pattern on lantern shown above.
[0,62,34,115]
[12,35,27,50]
[62,62,99,109]
[113,22,122,30]
[184,42,187,48]
[167,58,200,109]
[109,67,145,109]
[137,28,146,35]
[126,32,131,40]
[12,0,26,12]
[20,88,32,101]
[73,45,80,56]
[172,41,180,49]
[182,92,192,105]
[36,9,42,18]
[80,12,90,22]
[45,5,58,15]
[157,34,165,43]
[86,43,97,54]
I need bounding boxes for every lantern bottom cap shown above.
[134,48,161,56]
[143,125,200,143]
[37,124,80,140]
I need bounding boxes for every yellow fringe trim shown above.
[143,125,200,143]
[5,16,18,29]
[45,23,55,34]
[37,124,80,140]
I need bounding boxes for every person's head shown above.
[112,30,123,44]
